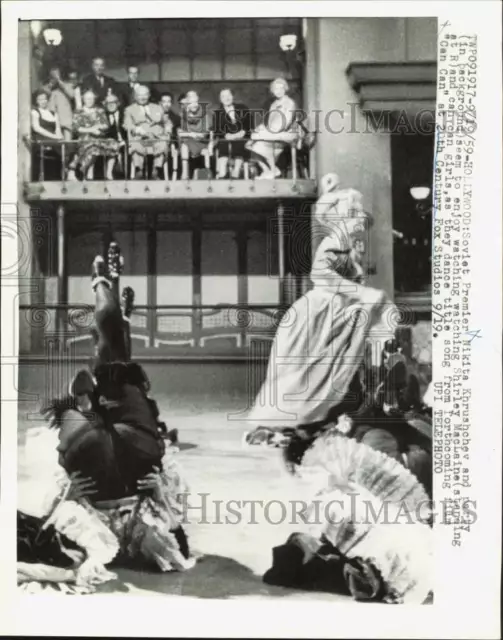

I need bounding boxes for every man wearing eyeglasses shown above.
[103,93,127,178]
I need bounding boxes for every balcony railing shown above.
[26,135,313,183]
[19,303,290,357]
[19,301,425,364]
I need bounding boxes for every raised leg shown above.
[121,286,135,363]
[92,244,129,364]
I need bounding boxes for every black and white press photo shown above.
[1,2,501,639]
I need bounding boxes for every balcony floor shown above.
[24,178,317,201]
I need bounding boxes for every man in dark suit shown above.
[159,92,181,137]
[123,66,159,106]
[81,57,118,105]
[212,88,251,179]
[103,93,127,178]
[123,65,140,106]
[159,92,181,179]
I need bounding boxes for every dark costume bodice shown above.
[32,108,57,141]
[48,362,165,501]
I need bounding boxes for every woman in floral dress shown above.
[67,89,123,181]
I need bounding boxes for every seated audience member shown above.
[67,89,123,181]
[45,67,77,141]
[212,88,251,179]
[81,57,118,105]
[178,90,213,180]
[160,92,181,135]
[124,85,166,180]
[160,92,181,180]
[31,88,63,180]
[103,93,127,178]
[246,77,299,179]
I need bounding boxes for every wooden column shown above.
[56,205,67,340]
[303,18,319,180]
[147,216,157,348]
[18,22,41,353]
[277,201,286,304]
[236,228,249,348]
[192,217,202,347]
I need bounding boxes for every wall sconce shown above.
[279,34,298,52]
[410,185,432,218]
[43,28,63,47]
[30,21,43,39]
[279,34,305,78]
[410,185,431,201]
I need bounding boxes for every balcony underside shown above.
[24,179,318,202]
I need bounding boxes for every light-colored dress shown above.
[124,102,167,157]
[247,95,299,168]
[47,86,74,134]
[247,233,397,427]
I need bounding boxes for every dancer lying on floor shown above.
[18,243,194,594]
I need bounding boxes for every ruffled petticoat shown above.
[90,493,194,572]
[18,444,195,594]
[18,500,120,595]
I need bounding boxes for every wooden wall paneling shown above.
[251,20,258,80]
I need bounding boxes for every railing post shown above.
[61,141,66,181]
[192,223,202,347]
[39,144,45,182]
[56,205,67,345]
[236,228,248,348]
[291,143,298,181]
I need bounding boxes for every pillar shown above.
[277,201,286,304]
[56,205,67,338]
[18,21,43,354]
[306,18,409,298]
